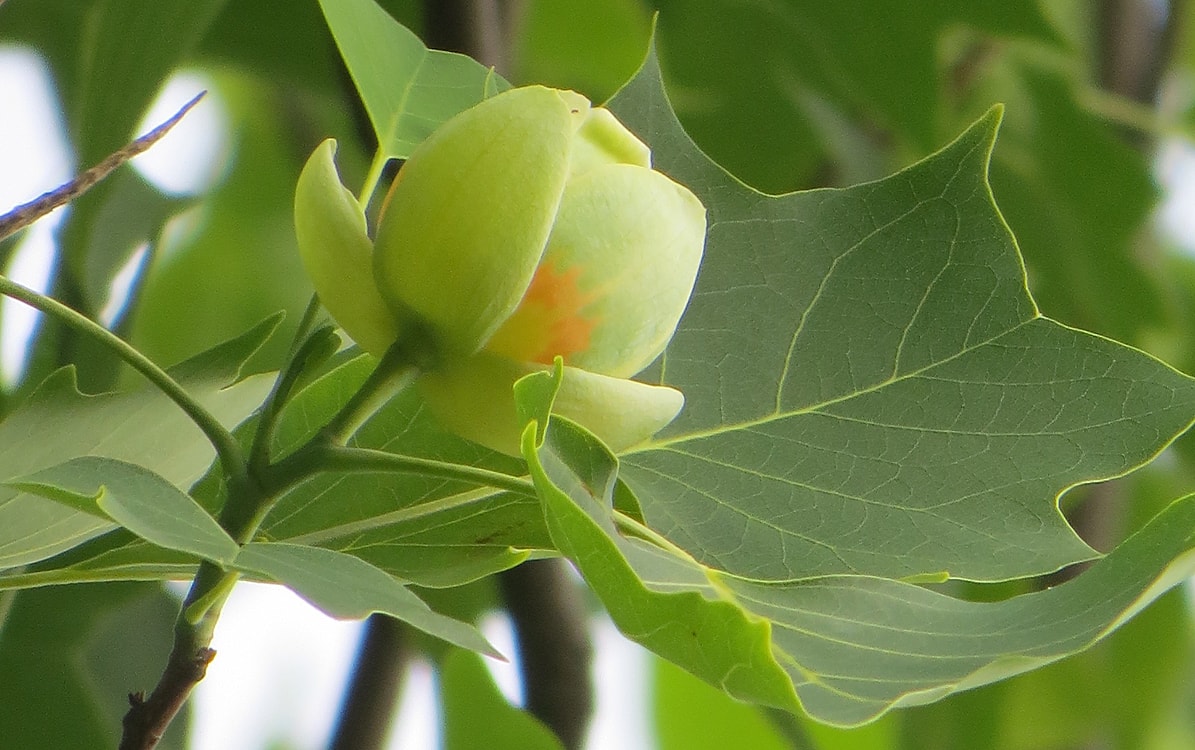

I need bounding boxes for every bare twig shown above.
[0,92,204,242]
[118,559,233,750]
[119,646,216,750]
[1,88,214,750]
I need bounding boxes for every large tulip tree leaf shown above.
[6,10,1195,685]
[517,366,1195,726]
[607,45,1195,584]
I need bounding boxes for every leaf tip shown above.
[981,102,1005,136]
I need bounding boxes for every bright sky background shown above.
[0,48,656,749]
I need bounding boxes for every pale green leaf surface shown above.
[0,317,277,570]
[723,506,1195,726]
[0,535,196,592]
[440,649,564,750]
[254,354,545,587]
[519,398,803,716]
[234,541,499,656]
[10,457,237,565]
[274,486,538,589]
[0,353,543,591]
[318,0,508,161]
[521,378,1195,726]
[607,46,1195,583]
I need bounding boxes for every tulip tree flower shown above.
[295,85,706,454]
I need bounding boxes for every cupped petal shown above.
[485,163,706,377]
[419,352,684,456]
[295,139,399,356]
[568,107,651,178]
[373,86,589,361]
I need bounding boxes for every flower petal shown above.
[569,107,651,178]
[419,353,684,456]
[373,86,587,360]
[294,139,398,356]
[485,164,706,377]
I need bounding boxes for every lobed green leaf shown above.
[607,44,1195,584]
[519,368,1195,725]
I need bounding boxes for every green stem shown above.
[0,275,247,483]
[125,535,253,743]
[285,485,509,547]
[248,332,332,471]
[613,511,701,564]
[182,300,330,634]
[264,443,535,498]
[180,561,240,630]
[0,588,17,641]
[248,309,335,473]
[357,149,391,208]
[319,341,425,446]
[288,294,324,357]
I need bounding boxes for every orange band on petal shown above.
[485,260,598,365]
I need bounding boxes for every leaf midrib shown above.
[633,315,1043,453]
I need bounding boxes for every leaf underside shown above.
[521,371,1195,726]
[0,316,278,572]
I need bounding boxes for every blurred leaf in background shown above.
[0,583,188,749]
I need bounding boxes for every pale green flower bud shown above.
[294,85,706,454]
[373,86,586,360]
